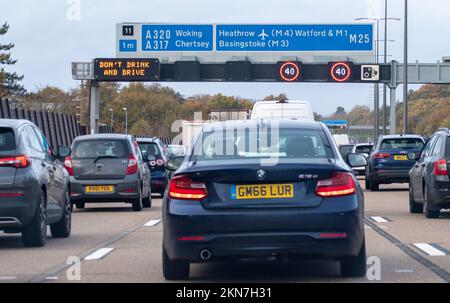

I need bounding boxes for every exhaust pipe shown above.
[200,249,211,261]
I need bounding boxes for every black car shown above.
[162,120,367,280]
[366,135,425,191]
[0,119,72,247]
[137,137,169,196]
[66,134,151,211]
[409,128,450,218]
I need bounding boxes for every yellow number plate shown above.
[85,185,114,193]
[231,184,294,200]
[394,155,408,161]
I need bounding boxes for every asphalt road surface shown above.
[0,180,449,283]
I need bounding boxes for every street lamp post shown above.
[403,0,408,134]
[123,107,128,134]
[108,108,114,132]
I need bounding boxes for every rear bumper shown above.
[163,196,365,262]
[0,193,37,229]
[429,179,450,208]
[150,170,168,192]
[69,177,140,203]
[371,168,410,183]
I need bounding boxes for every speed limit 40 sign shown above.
[278,61,303,82]
[329,62,354,82]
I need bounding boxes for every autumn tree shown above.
[0,22,25,97]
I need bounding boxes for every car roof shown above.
[355,143,373,146]
[379,135,424,140]
[74,133,132,141]
[203,120,324,131]
[136,137,160,143]
[0,119,34,128]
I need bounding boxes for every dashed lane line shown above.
[370,216,390,223]
[364,218,450,283]
[143,219,161,227]
[27,214,162,283]
[84,248,115,261]
[413,243,447,257]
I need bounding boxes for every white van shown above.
[250,100,315,121]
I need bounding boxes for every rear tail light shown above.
[433,159,448,176]
[169,175,208,200]
[0,156,30,168]
[149,160,156,166]
[156,159,165,166]
[315,172,356,197]
[126,153,138,175]
[64,156,74,176]
[372,153,391,159]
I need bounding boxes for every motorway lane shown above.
[0,182,449,283]
[363,181,450,280]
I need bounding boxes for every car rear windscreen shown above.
[355,145,373,154]
[193,127,333,161]
[380,138,424,150]
[72,140,128,159]
[138,142,161,157]
[0,128,16,151]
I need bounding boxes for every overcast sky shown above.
[2,0,450,115]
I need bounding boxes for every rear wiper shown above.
[93,155,119,163]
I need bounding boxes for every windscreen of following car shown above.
[380,138,424,151]
[193,128,333,161]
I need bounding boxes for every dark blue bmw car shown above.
[162,120,367,280]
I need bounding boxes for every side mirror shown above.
[57,146,71,160]
[347,153,368,168]
[408,152,420,161]
[166,156,184,171]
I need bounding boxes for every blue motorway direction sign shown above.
[322,120,349,126]
[216,24,373,52]
[141,24,213,51]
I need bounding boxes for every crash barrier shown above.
[0,98,83,148]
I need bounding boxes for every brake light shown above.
[0,156,30,168]
[64,156,74,176]
[126,153,138,175]
[315,172,356,197]
[169,175,208,200]
[434,159,448,176]
[372,153,391,159]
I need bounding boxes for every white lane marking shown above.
[45,276,58,281]
[413,243,446,256]
[395,269,414,273]
[0,276,16,281]
[143,219,161,227]
[84,247,115,261]
[371,216,388,223]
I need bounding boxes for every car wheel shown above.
[409,183,423,214]
[369,176,379,191]
[75,201,85,209]
[365,175,371,190]
[132,188,143,212]
[424,185,440,219]
[340,240,366,278]
[143,192,152,208]
[163,247,189,280]
[50,192,72,238]
[22,190,47,247]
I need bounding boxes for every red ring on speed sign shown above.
[280,62,300,82]
[330,62,352,82]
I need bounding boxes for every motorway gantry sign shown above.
[93,58,160,81]
[116,23,375,63]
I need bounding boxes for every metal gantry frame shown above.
[72,60,450,135]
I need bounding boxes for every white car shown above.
[250,100,315,121]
